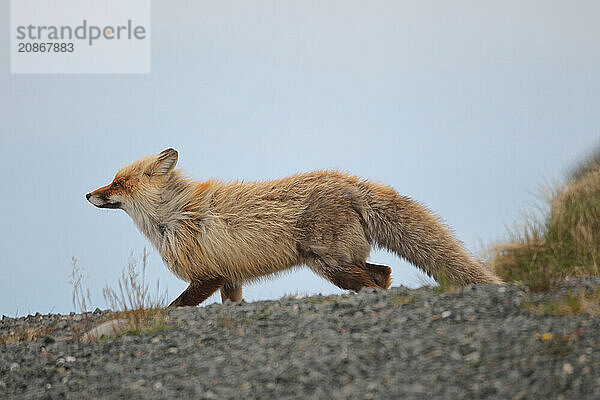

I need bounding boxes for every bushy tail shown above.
[362,182,502,285]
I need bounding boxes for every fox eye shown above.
[111,181,121,189]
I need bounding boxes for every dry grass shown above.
[487,158,600,291]
[524,289,600,317]
[0,324,51,345]
[70,257,92,314]
[69,257,93,340]
[389,294,415,306]
[68,248,171,341]
[432,272,461,294]
[101,248,170,334]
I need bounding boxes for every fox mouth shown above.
[96,201,122,209]
[86,193,122,209]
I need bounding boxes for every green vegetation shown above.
[431,272,461,294]
[107,321,172,341]
[389,294,416,306]
[488,156,600,291]
[216,313,252,329]
[534,329,583,357]
[70,248,172,341]
[523,289,600,316]
[101,248,170,332]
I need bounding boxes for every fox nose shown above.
[86,193,91,200]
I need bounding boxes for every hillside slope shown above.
[1,279,599,399]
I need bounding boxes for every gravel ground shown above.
[1,278,599,399]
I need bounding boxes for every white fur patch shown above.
[88,196,106,207]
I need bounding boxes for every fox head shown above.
[86,148,179,212]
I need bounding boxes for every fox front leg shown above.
[168,277,225,308]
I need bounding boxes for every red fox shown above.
[87,148,501,307]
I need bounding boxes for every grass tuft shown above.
[487,158,600,291]
[432,272,461,294]
[0,323,52,345]
[68,248,171,342]
[101,248,170,335]
[534,327,583,357]
[69,257,93,340]
[389,294,416,306]
[523,289,600,316]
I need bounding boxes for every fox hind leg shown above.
[306,257,382,292]
[364,262,392,289]
[327,264,380,291]
[220,282,243,303]
[329,262,391,291]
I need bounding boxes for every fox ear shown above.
[153,148,178,175]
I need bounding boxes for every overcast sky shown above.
[1,1,599,316]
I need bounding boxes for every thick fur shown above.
[87,149,501,306]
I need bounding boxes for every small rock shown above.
[582,366,591,375]
[153,382,163,390]
[465,351,480,363]
[562,363,574,375]
[407,383,425,393]
[82,319,130,342]
[9,362,19,371]
[133,379,146,387]
[441,311,452,319]
[151,337,160,344]
[65,356,76,363]
[168,347,178,354]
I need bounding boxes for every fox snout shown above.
[86,184,123,209]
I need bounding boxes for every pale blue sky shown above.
[1,1,599,316]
